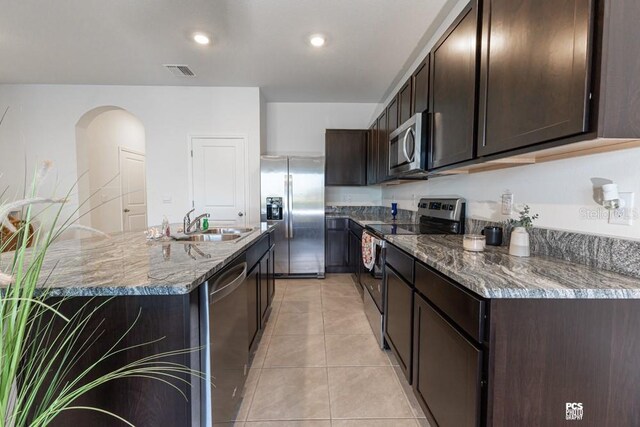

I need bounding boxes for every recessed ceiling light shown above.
[309,34,326,48]
[193,33,210,45]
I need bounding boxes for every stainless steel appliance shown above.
[388,112,428,177]
[361,231,386,347]
[200,255,249,425]
[260,156,325,277]
[362,197,466,348]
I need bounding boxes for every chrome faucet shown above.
[183,208,210,234]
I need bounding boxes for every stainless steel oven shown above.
[361,231,386,348]
[388,112,428,177]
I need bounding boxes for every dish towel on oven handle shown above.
[362,231,379,271]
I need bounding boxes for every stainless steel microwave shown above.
[388,112,428,177]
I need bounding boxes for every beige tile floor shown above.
[227,274,430,427]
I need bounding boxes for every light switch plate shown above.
[609,192,634,226]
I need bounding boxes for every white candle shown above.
[463,235,486,252]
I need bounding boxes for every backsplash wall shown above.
[381,148,640,240]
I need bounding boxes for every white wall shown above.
[80,108,145,233]
[0,84,262,227]
[266,102,379,155]
[265,102,382,205]
[382,148,640,239]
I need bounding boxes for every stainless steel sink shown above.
[202,227,254,234]
[173,233,241,242]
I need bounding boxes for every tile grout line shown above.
[322,289,334,423]
[243,282,284,423]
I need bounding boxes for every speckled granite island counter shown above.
[10,222,278,426]
[4,223,275,296]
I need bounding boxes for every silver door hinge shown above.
[190,150,194,157]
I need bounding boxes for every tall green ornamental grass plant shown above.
[0,136,200,423]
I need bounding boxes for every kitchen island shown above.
[9,223,277,426]
[329,210,640,427]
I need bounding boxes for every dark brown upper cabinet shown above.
[376,109,389,183]
[325,129,367,186]
[398,78,413,125]
[367,122,378,185]
[429,2,480,170]
[412,55,430,115]
[477,0,593,156]
[387,96,400,134]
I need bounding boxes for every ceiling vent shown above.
[163,64,196,77]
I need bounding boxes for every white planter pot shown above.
[509,226,530,257]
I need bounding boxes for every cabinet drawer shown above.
[247,234,270,269]
[385,244,414,285]
[349,219,364,239]
[326,217,348,230]
[415,262,485,342]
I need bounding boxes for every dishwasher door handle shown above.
[210,262,248,303]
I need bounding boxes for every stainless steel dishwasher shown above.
[200,254,249,426]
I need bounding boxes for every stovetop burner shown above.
[366,197,466,237]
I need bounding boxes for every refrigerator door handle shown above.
[284,174,290,239]
[288,174,294,239]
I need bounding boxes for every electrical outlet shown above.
[501,191,514,215]
[609,192,634,226]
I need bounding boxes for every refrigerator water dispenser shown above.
[266,197,283,220]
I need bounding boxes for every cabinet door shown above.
[268,246,275,304]
[413,55,430,114]
[325,220,350,273]
[478,0,593,156]
[384,266,413,382]
[429,3,479,169]
[325,130,368,186]
[376,109,388,183]
[398,79,413,124]
[348,231,361,277]
[387,97,399,134]
[413,295,482,427]
[259,253,270,326]
[247,264,260,350]
[367,123,378,185]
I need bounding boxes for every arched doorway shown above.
[75,107,147,233]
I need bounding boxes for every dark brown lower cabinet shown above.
[268,244,276,307]
[247,263,260,351]
[413,293,482,427]
[383,265,413,382]
[259,251,270,327]
[326,218,350,273]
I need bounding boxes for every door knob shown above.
[123,208,130,213]
[238,212,244,217]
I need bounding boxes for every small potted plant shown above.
[505,205,539,257]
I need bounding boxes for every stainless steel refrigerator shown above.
[261,156,325,277]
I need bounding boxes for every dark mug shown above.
[482,226,503,246]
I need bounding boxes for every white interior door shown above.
[191,137,247,226]
[119,148,148,232]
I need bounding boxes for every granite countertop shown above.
[0,223,274,297]
[328,211,640,299]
